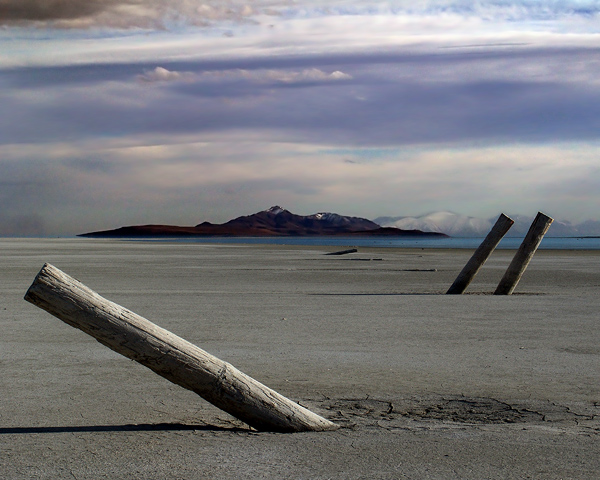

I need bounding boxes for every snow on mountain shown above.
[266,205,285,215]
[263,206,380,231]
[306,211,379,230]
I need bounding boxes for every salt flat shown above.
[1,239,598,479]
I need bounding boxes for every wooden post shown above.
[446,214,514,294]
[494,212,554,295]
[24,263,338,433]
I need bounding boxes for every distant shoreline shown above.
[77,231,448,239]
[65,235,600,250]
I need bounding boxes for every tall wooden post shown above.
[446,213,514,294]
[494,212,554,295]
[24,263,338,433]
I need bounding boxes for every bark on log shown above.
[24,263,338,433]
[446,213,514,294]
[494,212,554,295]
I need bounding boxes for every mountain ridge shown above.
[79,207,600,239]
[79,206,447,238]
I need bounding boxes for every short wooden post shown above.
[446,213,514,294]
[24,263,338,433]
[494,212,554,295]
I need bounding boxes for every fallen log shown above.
[325,248,358,255]
[446,213,514,294]
[24,263,338,433]
[494,212,553,295]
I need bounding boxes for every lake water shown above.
[124,236,600,250]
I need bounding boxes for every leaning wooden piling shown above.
[494,212,554,295]
[24,263,338,433]
[446,213,514,294]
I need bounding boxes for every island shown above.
[79,206,449,238]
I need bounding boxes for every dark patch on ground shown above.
[399,397,542,423]
[306,395,599,433]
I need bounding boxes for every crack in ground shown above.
[398,397,543,424]
[310,395,599,431]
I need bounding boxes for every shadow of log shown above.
[0,422,247,435]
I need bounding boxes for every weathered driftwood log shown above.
[325,248,358,256]
[494,212,554,295]
[24,263,338,433]
[446,213,514,294]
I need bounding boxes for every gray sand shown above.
[1,238,598,479]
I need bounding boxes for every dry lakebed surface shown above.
[1,238,599,479]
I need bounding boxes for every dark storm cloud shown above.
[0,0,125,22]
[0,0,264,28]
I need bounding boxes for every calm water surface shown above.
[120,236,600,250]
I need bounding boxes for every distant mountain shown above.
[80,206,447,238]
[375,212,600,237]
[213,205,380,234]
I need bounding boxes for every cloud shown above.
[5,44,599,148]
[197,67,352,84]
[3,1,600,235]
[261,68,353,83]
[2,137,600,235]
[0,0,267,28]
[0,0,120,22]
[3,1,599,30]
[138,66,190,83]
[3,2,600,72]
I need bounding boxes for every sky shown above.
[1,1,599,236]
